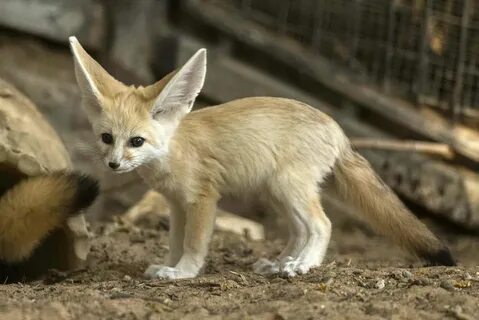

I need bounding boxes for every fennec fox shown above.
[69,37,455,279]
[0,172,99,281]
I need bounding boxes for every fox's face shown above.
[69,37,206,173]
[90,97,168,173]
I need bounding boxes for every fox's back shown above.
[172,97,348,193]
[181,97,347,156]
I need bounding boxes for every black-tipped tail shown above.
[0,171,99,267]
[68,173,100,213]
[420,246,456,266]
[334,149,457,267]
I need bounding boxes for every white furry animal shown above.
[69,36,455,280]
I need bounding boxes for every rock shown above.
[215,209,265,241]
[401,270,413,279]
[375,279,386,290]
[0,0,106,49]
[0,77,71,174]
[0,34,81,134]
[105,0,160,84]
[440,280,455,291]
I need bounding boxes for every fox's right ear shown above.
[69,36,125,119]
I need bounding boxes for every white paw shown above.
[144,264,195,280]
[280,256,311,277]
[253,258,280,275]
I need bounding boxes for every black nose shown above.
[108,162,120,169]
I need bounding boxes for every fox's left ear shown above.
[148,49,207,120]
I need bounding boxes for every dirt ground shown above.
[0,210,478,320]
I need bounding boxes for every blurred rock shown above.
[0,33,80,134]
[104,0,161,84]
[0,0,106,49]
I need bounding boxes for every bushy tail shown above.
[0,172,99,263]
[333,147,455,266]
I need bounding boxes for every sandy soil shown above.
[1,209,478,320]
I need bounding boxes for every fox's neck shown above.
[136,153,171,187]
[135,135,181,194]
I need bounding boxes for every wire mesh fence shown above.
[207,0,479,120]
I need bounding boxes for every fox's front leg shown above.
[166,202,186,266]
[145,191,218,280]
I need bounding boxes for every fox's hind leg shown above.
[280,195,331,276]
[253,199,308,275]
[254,169,332,276]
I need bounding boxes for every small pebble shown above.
[440,280,455,291]
[412,277,432,286]
[375,279,386,290]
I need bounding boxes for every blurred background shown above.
[0,0,479,234]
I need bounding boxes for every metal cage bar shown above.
[205,0,479,119]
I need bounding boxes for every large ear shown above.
[149,49,207,120]
[69,36,125,117]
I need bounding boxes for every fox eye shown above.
[130,136,145,148]
[101,133,113,145]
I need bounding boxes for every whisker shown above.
[73,141,105,167]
